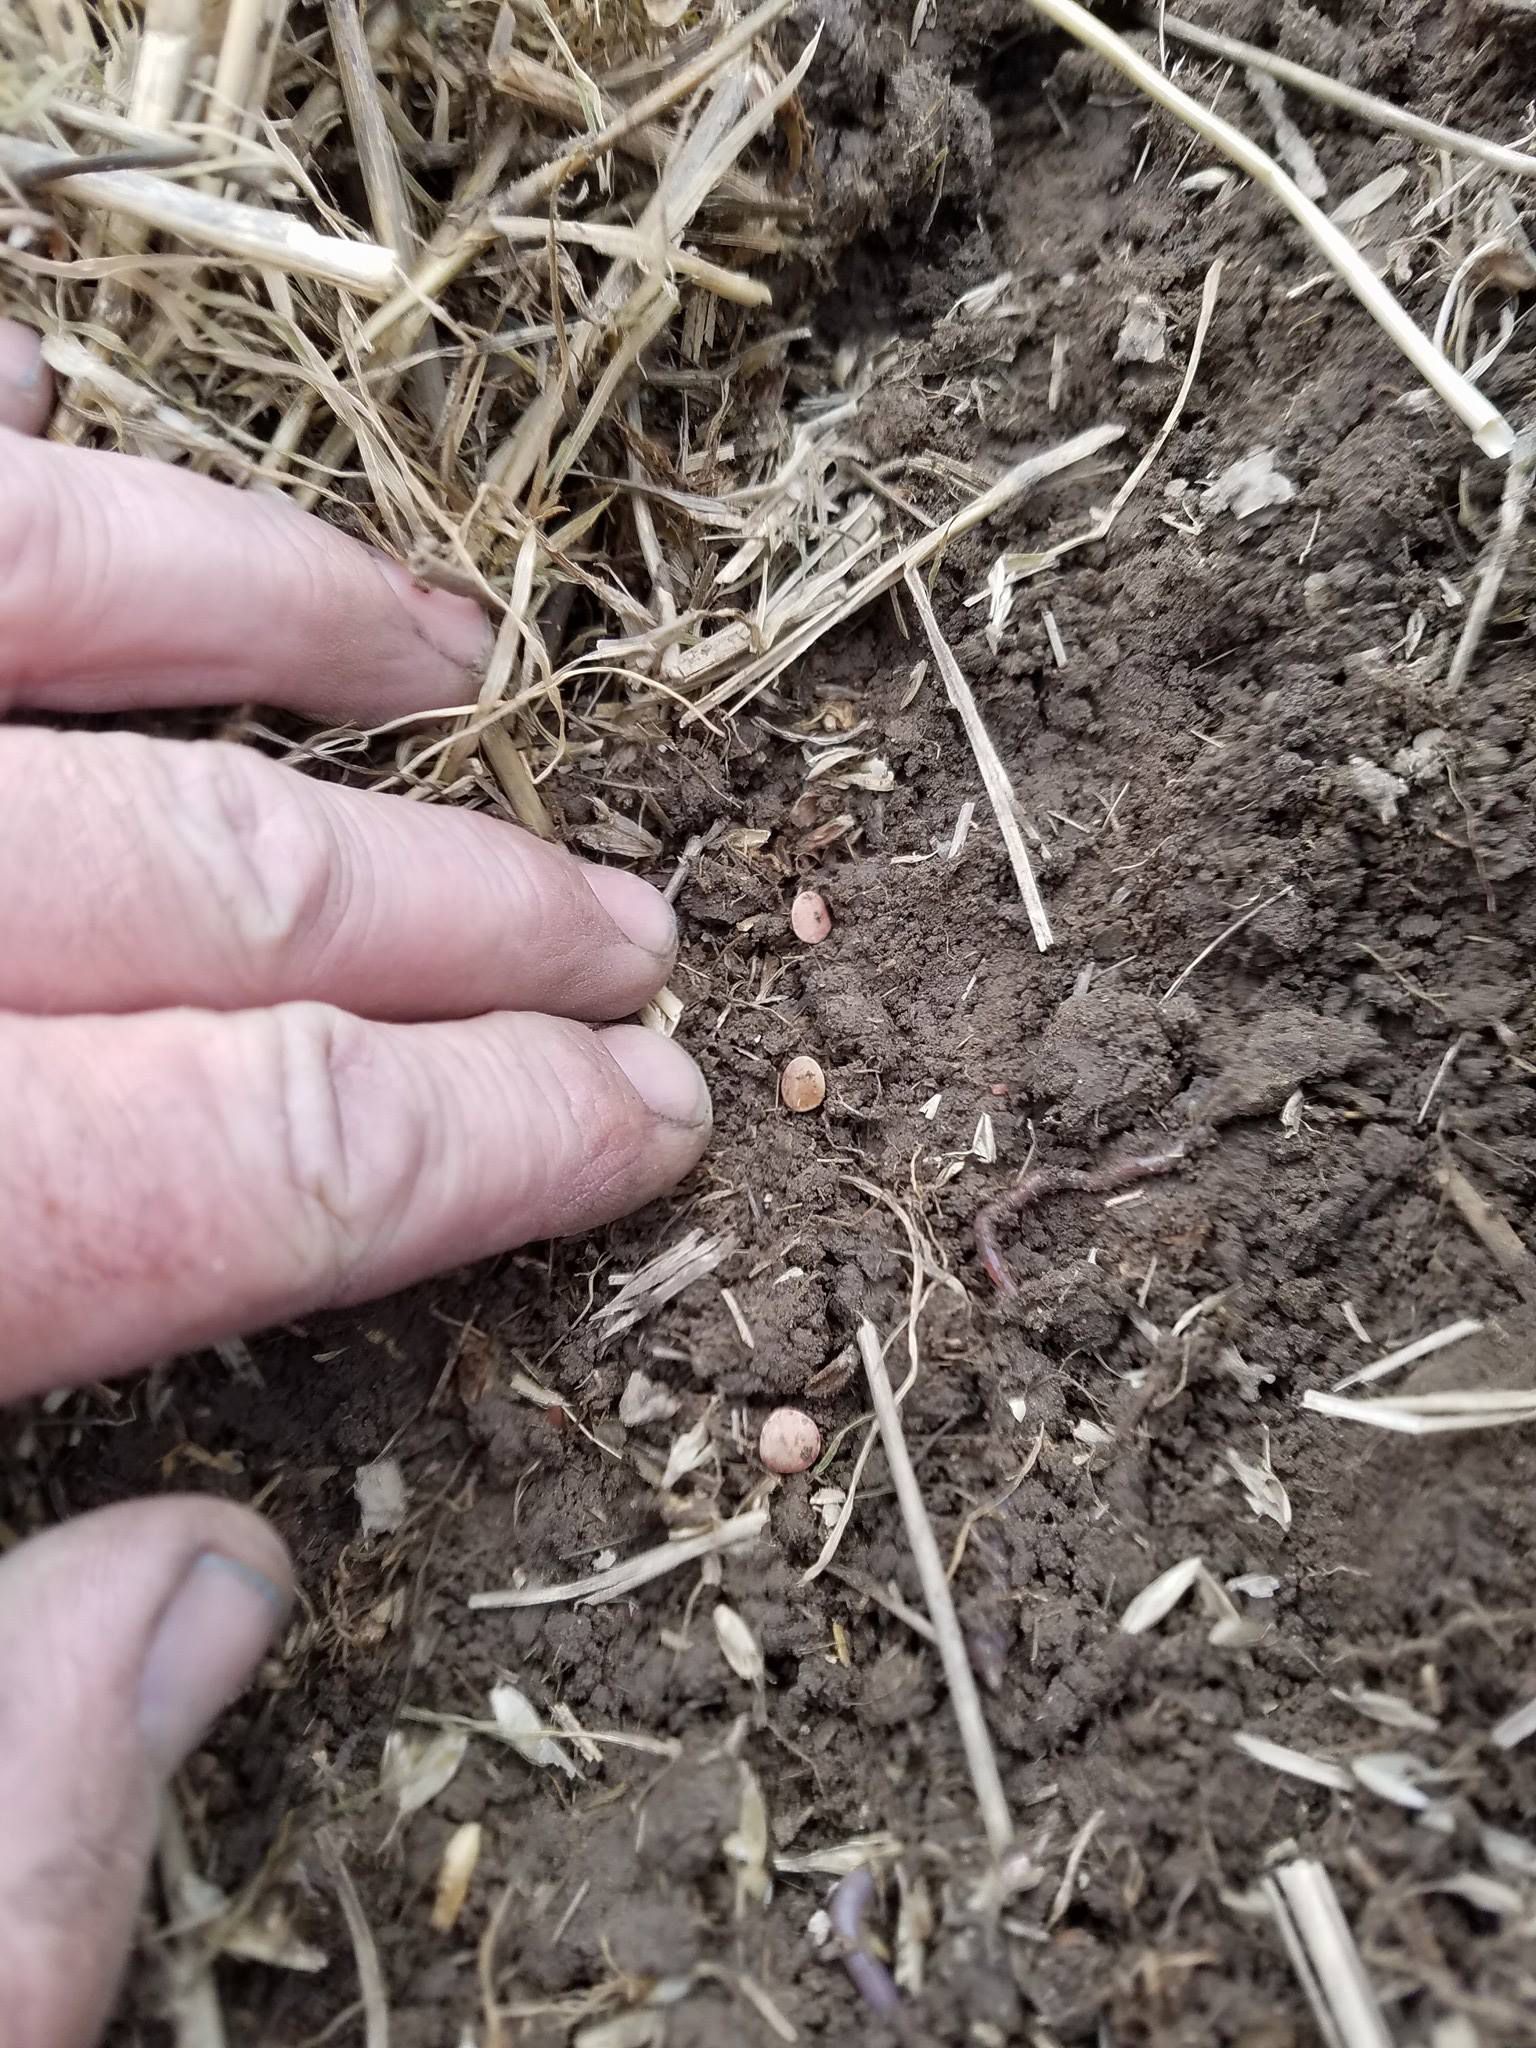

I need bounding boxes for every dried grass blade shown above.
[158,1794,229,2048]
[469,1509,768,1609]
[319,1833,390,2048]
[1233,1732,1352,1790]
[1332,1317,1483,1392]
[492,216,771,303]
[1263,1859,1394,2048]
[904,567,1052,951]
[25,0,92,62]
[0,135,397,294]
[1445,429,1536,696]
[1025,0,1513,457]
[1304,1388,1536,1434]
[995,260,1221,583]
[1119,1555,1207,1634]
[857,1318,1014,1858]
[324,0,415,259]
[1491,1696,1536,1750]
[693,421,1126,721]
[497,0,794,213]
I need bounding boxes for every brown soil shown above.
[25,2,1536,2042]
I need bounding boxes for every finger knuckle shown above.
[171,743,346,989]
[249,1004,421,1301]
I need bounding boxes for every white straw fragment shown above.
[1446,430,1536,695]
[1233,1732,1352,1791]
[857,1318,1014,1858]
[1491,1696,1536,1750]
[318,1835,391,2048]
[1161,886,1293,1005]
[903,568,1053,952]
[492,215,771,305]
[1332,1317,1484,1392]
[1264,1859,1394,2048]
[0,135,398,295]
[988,260,1222,586]
[1303,1388,1536,1435]
[1022,0,1514,458]
[469,1509,768,1608]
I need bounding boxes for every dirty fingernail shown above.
[376,557,495,676]
[138,1553,290,1774]
[604,1024,712,1129]
[584,864,678,958]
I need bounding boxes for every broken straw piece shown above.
[0,135,398,294]
[904,567,1053,952]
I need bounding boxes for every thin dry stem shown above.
[691,421,1126,721]
[319,1834,390,2048]
[904,566,1053,951]
[1161,885,1294,1004]
[987,261,1220,597]
[1435,1159,1536,1302]
[324,0,415,260]
[857,1317,1015,1861]
[0,135,396,293]
[1028,0,1514,457]
[1445,428,1536,695]
[1157,10,1536,182]
[497,0,794,215]
[1264,1859,1393,2048]
[469,1510,768,1609]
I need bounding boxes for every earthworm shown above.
[828,1866,902,2021]
[974,1142,1192,1295]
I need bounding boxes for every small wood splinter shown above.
[975,1144,1191,1295]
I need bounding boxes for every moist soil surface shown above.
[24,2,1536,2042]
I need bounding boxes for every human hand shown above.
[0,318,711,2044]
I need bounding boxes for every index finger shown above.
[0,335,490,723]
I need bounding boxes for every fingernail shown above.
[605,1025,712,1129]
[584,864,678,959]
[0,320,42,391]
[376,559,495,677]
[138,1553,290,1774]
[0,319,51,437]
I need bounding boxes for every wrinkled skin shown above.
[0,318,711,2046]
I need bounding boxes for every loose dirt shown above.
[20,2,1536,2042]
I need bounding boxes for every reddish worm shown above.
[974,1142,1191,1295]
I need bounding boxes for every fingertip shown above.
[372,555,494,695]
[0,319,52,437]
[0,1496,291,2047]
[582,862,678,963]
[178,1494,295,1605]
[138,1543,290,1775]
[601,1022,713,1133]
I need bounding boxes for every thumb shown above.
[0,1497,292,2047]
